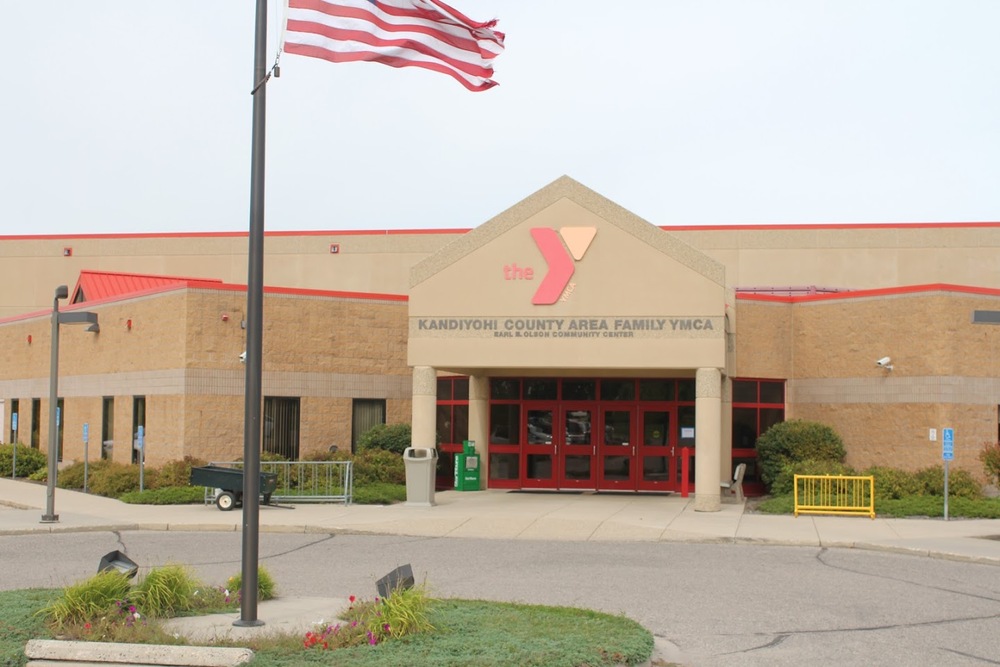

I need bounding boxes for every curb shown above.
[24,639,252,666]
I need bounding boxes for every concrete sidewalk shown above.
[4,477,1000,665]
[2,477,999,563]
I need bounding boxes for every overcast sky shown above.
[2,1,998,236]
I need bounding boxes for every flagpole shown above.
[236,0,268,627]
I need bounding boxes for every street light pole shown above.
[41,285,68,523]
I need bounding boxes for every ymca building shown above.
[3,176,1000,510]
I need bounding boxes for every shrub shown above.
[980,442,1000,486]
[56,459,113,490]
[226,565,276,602]
[353,449,406,485]
[88,463,142,498]
[861,466,924,500]
[769,459,856,496]
[43,570,133,627]
[134,565,200,617]
[118,486,205,505]
[914,465,982,499]
[0,443,47,478]
[152,456,207,489]
[357,423,412,455]
[756,419,846,489]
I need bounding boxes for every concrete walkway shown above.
[4,477,1000,664]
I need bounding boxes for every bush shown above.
[118,486,205,505]
[0,443,46,478]
[914,465,982,499]
[756,420,846,489]
[151,456,207,489]
[56,459,113,490]
[353,449,406,485]
[357,423,412,455]
[980,442,1000,486]
[861,466,924,500]
[769,459,856,496]
[88,463,142,498]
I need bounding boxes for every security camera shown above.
[876,356,892,369]
[239,351,247,363]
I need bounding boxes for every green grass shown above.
[755,494,1000,518]
[0,591,653,667]
[352,483,406,505]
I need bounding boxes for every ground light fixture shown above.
[41,285,99,524]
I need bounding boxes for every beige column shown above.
[410,366,437,448]
[720,375,733,481]
[694,367,722,512]
[468,375,489,488]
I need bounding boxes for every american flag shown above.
[283,0,505,92]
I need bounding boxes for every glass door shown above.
[558,405,596,489]
[598,408,635,490]
[521,406,557,489]
[638,409,674,491]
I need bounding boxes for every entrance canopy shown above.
[408,176,728,374]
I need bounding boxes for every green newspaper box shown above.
[454,441,480,491]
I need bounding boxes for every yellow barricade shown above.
[793,474,875,519]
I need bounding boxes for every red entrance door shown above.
[638,409,675,491]
[521,406,557,489]
[558,405,596,489]
[598,408,635,490]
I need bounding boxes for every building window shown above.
[351,399,385,452]
[31,398,40,449]
[9,399,18,445]
[731,379,785,486]
[265,397,301,460]
[132,396,146,464]
[102,397,114,461]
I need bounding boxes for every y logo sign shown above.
[530,227,597,305]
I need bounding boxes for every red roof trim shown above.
[664,221,1000,231]
[0,228,470,241]
[736,283,1000,303]
[194,282,408,302]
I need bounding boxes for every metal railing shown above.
[204,460,353,505]
[794,474,875,519]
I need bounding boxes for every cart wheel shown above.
[216,492,236,511]
[263,493,272,505]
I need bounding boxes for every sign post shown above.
[136,425,145,493]
[10,413,17,479]
[83,423,89,493]
[942,428,954,521]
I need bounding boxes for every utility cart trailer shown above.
[190,465,278,511]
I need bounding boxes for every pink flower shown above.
[349,595,356,603]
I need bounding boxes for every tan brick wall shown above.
[744,290,1000,482]
[0,287,412,466]
[732,300,793,379]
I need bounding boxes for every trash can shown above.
[403,447,437,506]
[454,441,481,491]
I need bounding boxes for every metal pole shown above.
[42,285,68,523]
[236,0,267,628]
